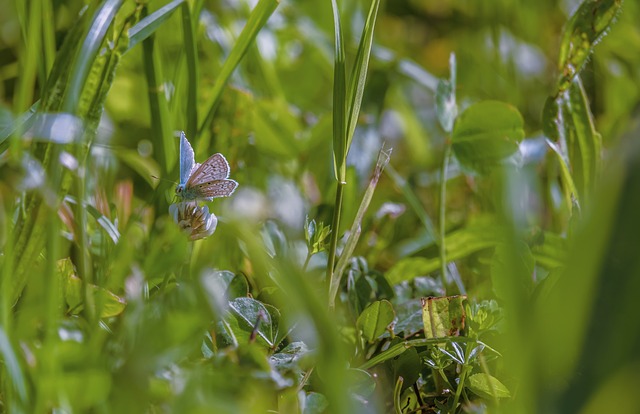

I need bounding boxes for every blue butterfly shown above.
[176,132,238,201]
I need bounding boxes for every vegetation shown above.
[1,0,639,412]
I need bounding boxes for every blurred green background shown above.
[1,0,640,412]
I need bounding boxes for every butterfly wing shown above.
[186,153,231,186]
[179,132,196,185]
[192,179,238,200]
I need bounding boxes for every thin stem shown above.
[451,342,474,412]
[439,143,451,293]
[326,181,345,306]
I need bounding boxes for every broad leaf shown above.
[452,101,524,172]
[421,295,466,339]
[357,299,395,342]
[466,373,511,399]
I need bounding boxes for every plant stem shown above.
[439,143,451,293]
[326,181,345,306]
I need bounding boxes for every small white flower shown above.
[169,201,218,241]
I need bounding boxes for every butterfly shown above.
[175,132,238,201]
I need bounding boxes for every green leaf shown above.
[228,297,277,348]
[386,217,503,284]
[451,101,524,172]
[557,0,622,92]
[330,0,347,183]
[60,258,126,318]
[563,77,601,201]
[345,0,381,148]
[391,347,421,391]
[357,299,395,342]
[422,295,466,339]
[62,0,123,114]
[466,373,511,399]
[546,138,580,214]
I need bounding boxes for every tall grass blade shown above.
[198,0,279,138]
[128,0,183,51]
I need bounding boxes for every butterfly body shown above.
[176,132,238,201]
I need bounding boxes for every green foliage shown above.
[1,0,640,413]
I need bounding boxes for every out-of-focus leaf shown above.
[252,99,302,158]
[466,373,511,399]
[491,242,535,300]
[563,78,601,201]
[422,295,466,339]
[199,0,279,137]
[436,53,457,133]
[557,0,622,92]
[347,368,376,398]
[542,96,560,141]
[303,392,329,414]
[116,148,161,188]
[532,231,567,270]
[385,217,503,284]
[546,138,580,213]
[85,204,120,243]
[0,328,28,403]
[452,101,524,172]
[40,369,111,409]
[356,299,395,342]
[270,342,310,371]
[60,258,126,318]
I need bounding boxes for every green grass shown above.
[1,0,640,413]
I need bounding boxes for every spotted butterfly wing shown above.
[179,132,195,187]
[175,133,238,201]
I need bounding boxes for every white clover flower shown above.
[169,201,217,241]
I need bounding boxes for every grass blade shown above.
[127,0,183,51]
[62,0,123,114]
[198,0,279,138]
[180,1,198,139]
[345,0,381,147]
[329,147,391,307]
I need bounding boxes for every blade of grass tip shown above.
[197,0,279,139]
[141,4,174,181]
[326,0,347,300]
[180,1,198,139]
[62,0,123,114]
[345,0,380,146]
[127,0,183,51]
[329,146,391,308]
